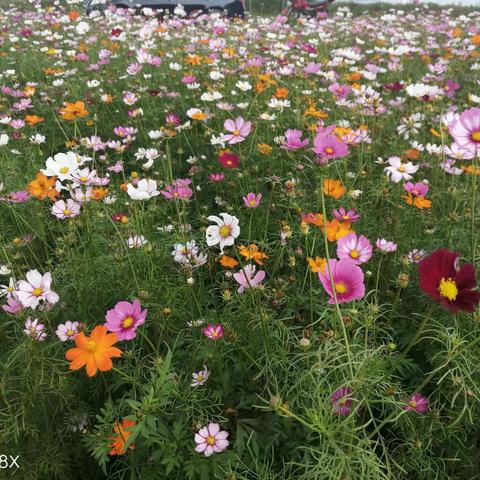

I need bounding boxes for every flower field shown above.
[1,1,480,479]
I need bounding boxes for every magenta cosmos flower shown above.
[403,182,428,197]
[328,83,352,100]
[332,206,361,223]
[51,199,81,219]
[337,233,372,265]
[223,116,252,144]
[16,269,59,309]
[331,386,353,415]
[280,129,309,151]
[404,393,429,413]
[243,192,262,208]
[449,107,480,152]
[202,323,224,340]
[312,133,349,160]
[104,300,147,340]
[194,423,229,457]
[318,258,365,304]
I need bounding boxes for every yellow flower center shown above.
[211,330,219,337]
[219,225,232,238]
[206,435,216,445]
[471,130,480,142]
[350,250,360,259]
[196,374,204,382]
[59,166,69,174]
[325,147,334,154]
[409,401,417,408]
[79,176,88,182]
[32,287,43,297]
[84,340,97,353]
[233,129,241,136]
[398,165,406,173]
[63,209,72,216]
[249,199,257,206]
[438,277,458,301]
[66,329,75,337]
[122,316,134,328]
[335,282,347,294]
[342,215,350,220]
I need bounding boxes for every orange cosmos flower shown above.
[59,101,89,120]
[239,244,269,265]
[403,194,432,210]
[91,187,109,201]
[109,419,136,456]
[307,256,327,274]
[219,255,239,268]
[257,143,273,155]
[65,325,122,377]
[324,220,352,242]
[275,87,289,98]
[27,172,59,200]
[471,34,480,45]
[25,115,44,126]
[302,213,324,227]
[323,179,346,199]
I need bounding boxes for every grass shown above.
[0,1,480,479]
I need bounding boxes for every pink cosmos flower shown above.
[223,116,252,144]
[209,173,225,182]
[202,323,224,340]
[280,129,309,151]
[16,270,60,309]
[194,423,229,457]
[7,191,30,203]
[318,258,365,304]
[104,300,147,341]
[403,182,429,197]
[328,83,352,100]
[51,199,81,219]
[337,233,373,265]
[24,317,47,341]
[243,192,262,208]
[331,386,353,415]
[332,207,361,223]
[233,264,266,293]
[160,179,193,200]
[56,321,80,342]
[449,107,480,151]
[404,393,429,413]
[376,238,398,253]
[312,133,349,160]
[2,296,24,314]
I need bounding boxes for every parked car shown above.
[84,0,245,17]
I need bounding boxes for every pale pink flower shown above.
[194,423,229,457]
[222,117,252,144]
[337,233,372,265]
[51,199,81,219]
[233,264,265,293]
[243,192,262,208]
[16,270,59,309]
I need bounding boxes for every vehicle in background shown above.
[84,0,245,17]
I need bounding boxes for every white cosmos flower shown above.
[127,179,160,200]
[42,152,79,182]
[384,156,419,183]
[206,213,240,252]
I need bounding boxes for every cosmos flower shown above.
[56,321,80,342]
[218,151,239,169]
[312,133,349,160]
[323,179,346,199]
[202,323,224,340]
[109,419,136,456]
[318,258,365,304]
[222,116,252,144]
[42,152,80,182]
[195,423,229,457]
[403,393,429,413]
[280,129,309,151]
[243,192,262,208]
[127,179,160,200]
[104,300,147,341]
[233,264,266,293]
[337,233,373,265]
[419,249,480,313]
[23,317,47,341]
[448,107,480,152]
[376,238,397,253]
[65,325,122,377]
[16,269,60,309]
[51,199,81,219]
[206,213,240,252]
[191,365,209,387]
[332,207,361,223]
[384,156,419,183]
[27,172,59,200]
[331,386,353,415]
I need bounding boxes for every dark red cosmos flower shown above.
[419,249,480,313]
[218,152,239,169]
